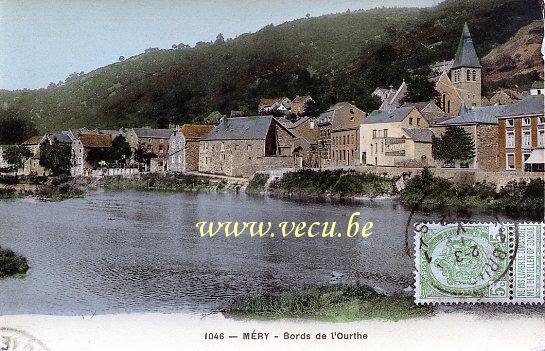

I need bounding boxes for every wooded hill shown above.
[0,0,541,132]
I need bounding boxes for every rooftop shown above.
[134,128,175,139]
[22,135,44,145]
[79,133,113,148]
[180,124,215,139]
[452,23,482,69]
[202,116,279,141]
[402,128,434,143]
[365,106,415,124]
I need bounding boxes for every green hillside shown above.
[0,0,541,132]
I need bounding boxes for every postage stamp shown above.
[0,327,50,351]
[414,222,545,304]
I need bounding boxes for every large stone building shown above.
[71,133,113,177]
[21,135,48,176]
[132,128,174,172]
[198,116,296,178]
[316,102,365,167]
[436,23,482,115]
[361,106,433,167]
[433,104,509,171]
[497,95,544,172]
[168,124,214,173]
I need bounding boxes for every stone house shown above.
[361,106,433,167]
[489,89,523,105]
[278,116,320,168]
[497,95,544,172]
[258,97,291,116]
[291,95,315,116]
[134,128,175,172]
[198,116,296,178]
[329,103,366,166]
[530,81,544,96]
[167,124,214,173]
[21,135,48,176]
[71,133,113,177]
[433,104,510,171]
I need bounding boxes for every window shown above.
[506,131,515,148]
[381,142,384,153]
[523,153,531,163]
[522,118,531,126]
[447,100,451,113]
[506,153,515,170]
[472,70,476,81]
[417,118,421,126]
[409,118,413,125]
[466,70,471,81]
[539,130,544,146]
[539,117,545,125]
[522,131,531,147]
[384,129,388,138]
[373,130,377,138]
[234,145,239,150]
[506,119,514,127]
[369,144,373,155]
[247,145,251,151]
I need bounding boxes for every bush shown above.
[0,248,29,278]
[270,170,393,198]
[103,174,228,192]
[35,184,85,201]
[247,173,269,195]
[0,188,18,199]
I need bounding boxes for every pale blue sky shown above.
[0,0,440,90]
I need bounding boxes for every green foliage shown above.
[103,173,228,192]
[3,145,32,170]
[109,135,132,163]
[432,126,475,164]
[403,68,439,103]
[270,169,392,198]
[0,111,38,145]
[39,141,72,176]
[0,0,539,131]
[246,173,269,195]
[227,285,431,322]
[0,188,18,199]
[35,184,85,201]
[400,169,544,219]
[0,248,29,278]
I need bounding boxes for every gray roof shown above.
[48,131,73,143]
[498,95,544,117]
[403,128,434,143]
[134,128,175,139]
[365,106,414,124]
[440,104,508,126]
[202,116,278,141]
[278,116,310,129]
[441,96,544,126]
[452,23,481,69]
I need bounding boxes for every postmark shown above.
[0,328,50,351]
[414,222,545,304]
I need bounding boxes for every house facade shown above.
[71,133,113,177]
[361,107,433,167]
[198,116,295,178]
[330,103,366,166]
[21,135,48,176]
[498,95,544,171]
[134,128,174,172]
[278,116,320,168]
[168,124,214,173]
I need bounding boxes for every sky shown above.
[0,0,441,90]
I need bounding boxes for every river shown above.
[0,190,528,315]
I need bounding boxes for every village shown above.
[1,24,544,185]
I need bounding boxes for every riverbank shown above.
[226,285,430,322]
[103,173,230,192]
[1,312,544,351]
[0,175,84,201]
[0,248,29,278]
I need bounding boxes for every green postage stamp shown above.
[415,222,544,304]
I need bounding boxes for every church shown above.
[435,23,483,115]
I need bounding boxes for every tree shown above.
[432,126,475,165]
[3,146,32,174]
[215,33,225,44]
[39,141,72,176]
[403,71,438,104]
[108,135,132,163]
[0,114,38,145]
[118,56,125,62]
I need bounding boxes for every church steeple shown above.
[452,22,481,69]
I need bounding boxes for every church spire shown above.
[452,22,481,69]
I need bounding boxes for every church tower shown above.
[450,23,482,107]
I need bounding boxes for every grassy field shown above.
[226,285,430,322]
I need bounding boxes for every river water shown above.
[0,190,520,315]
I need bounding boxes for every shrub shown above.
[0,248,29,278]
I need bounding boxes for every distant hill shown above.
[0,0,541,132]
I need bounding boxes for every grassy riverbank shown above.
[0,248,29,279]
[246,173,269,195]
[269,170,393,199]
[226,285,430,322]
[400,169,544,219]
[103,174,229,192]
